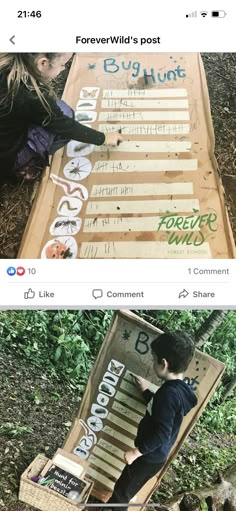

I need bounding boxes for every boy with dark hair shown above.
[107,331,197,511]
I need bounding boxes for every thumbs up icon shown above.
[24,288,35,300]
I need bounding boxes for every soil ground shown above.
[0,345,82,510]
[0,53,236,258]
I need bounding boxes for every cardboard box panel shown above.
[62,311,225,506]
[19,53,235,259]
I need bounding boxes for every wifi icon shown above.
[200,11,208,17]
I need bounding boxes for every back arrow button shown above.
[10,35,16,45]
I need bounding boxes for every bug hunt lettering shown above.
[104,58,186,84]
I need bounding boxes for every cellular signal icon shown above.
[186,11,197,17]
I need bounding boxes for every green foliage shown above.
[200,311,236,375]
[0,309,235,388]
[136,310,210,335]
[0,309,236,503]
[200,396,236,433]
[154,427,236,502]
[0,310,113,383]
[0,422,33,437]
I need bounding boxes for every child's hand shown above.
[104,132,123,146]
[132,374,150,392]
[124,448,142,465]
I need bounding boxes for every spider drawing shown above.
[88,416,103,432]
[68,167,89,178]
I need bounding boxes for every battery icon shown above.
[211,10,227,17]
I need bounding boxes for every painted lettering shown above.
[135,331,150,355]
[104,58,119,73]
[103,58,187,83]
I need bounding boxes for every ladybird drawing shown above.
[41,237,78,259]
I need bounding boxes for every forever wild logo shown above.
[157,210,218,246]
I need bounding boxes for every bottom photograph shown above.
[0,309,235,511]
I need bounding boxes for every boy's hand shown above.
[132,374,150,393]
[124,448,142,465]
[104,132,123,146]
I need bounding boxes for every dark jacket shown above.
[135,379,197,464]
[0,73,105,173]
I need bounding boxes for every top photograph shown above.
[0,52,235,259]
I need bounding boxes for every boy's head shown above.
[151,332,195,379]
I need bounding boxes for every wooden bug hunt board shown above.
[62,310,225,507]
[18,53,235,259]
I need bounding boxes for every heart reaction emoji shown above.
[17,266,25,276]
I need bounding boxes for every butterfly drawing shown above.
[82,88,98,98]
[109,360,125,376]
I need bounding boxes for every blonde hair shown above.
[0,53,62,117]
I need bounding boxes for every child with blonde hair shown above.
[0,53,122,181]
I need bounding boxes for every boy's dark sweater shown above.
[134,379,197,464]
[0,73,105,172]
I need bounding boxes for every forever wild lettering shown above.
[157,212,218,246]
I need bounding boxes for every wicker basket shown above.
[19,454,93,511]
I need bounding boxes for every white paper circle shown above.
[73,447,89,459]
[79,436,93,450]
[63,157,92,181]
[87,416,103,432]
[99,381,115,397]
[79,87,100,99]
[75,111,97,123]
[67,140,95,157]
[108,359,125,376]
[76,99,97,110]
[57,196,83,217]
[97,393,109,407]
[91,403,108,419]
[41,237,78,259]
[50,217,82,236]
[103,372,119,386]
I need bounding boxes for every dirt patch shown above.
[0,53,235,258]
[201,53,236,242]
[0,346,82,510]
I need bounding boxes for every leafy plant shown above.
[154,426,236,502]
[200,396,236,433]
[0,422,33,437]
